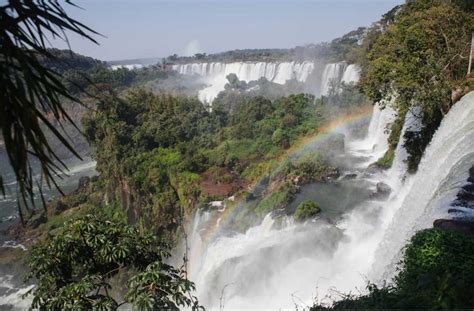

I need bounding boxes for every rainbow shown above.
[196,104,374,250]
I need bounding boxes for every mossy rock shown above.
[294,200,320,221]
[375,148,395,169]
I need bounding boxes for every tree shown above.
[26,214,201,310]
[294,200,320,221]
[361,1,474,170]
[0,0,98,222]
[272,128,290,148]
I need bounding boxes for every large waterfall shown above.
[185,92,474,309]
[371,92,474,282]
[172,61,359,103]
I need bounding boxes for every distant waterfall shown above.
[172,61,315,102]
[173,61,361,103]
[319,62,360,96]
[341,64,361,84]
[320,63,345,96]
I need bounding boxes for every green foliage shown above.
[253,153,333,217]
[255,182,297,216]
[25,214,199,310]
[375,148,395,169]
[0,0,98,221]
[361,0,474,171]
[315,228,474,309]
[272,129,290,148]
[286,153,338,184]
[324,82,368,107]
[294,200,321,221]
[83,88,323,233]
[394,228,474,308]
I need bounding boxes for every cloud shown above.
[182,40,201,56]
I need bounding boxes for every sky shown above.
[55,0,404,61]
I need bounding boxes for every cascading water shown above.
[185,99,392,309]
[341,64,361,85]
[172,61,360,103]
[319,62,345,96]
[371,92,474,282]
[185,92,474,309]
[172,62,315,103]
[347,100,396,166]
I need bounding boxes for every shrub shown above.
[294,200,321,221]
[313,228,474,309]
[25,214,199,310]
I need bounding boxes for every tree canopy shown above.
[26,214,200,310]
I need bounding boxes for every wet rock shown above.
[433,219,474,236]
[462,183,474,192]
[52,199,68,215]
[77,176,90,192]
[342,173,358,180]
[377,182,392,194]
[370,182,392,200]
[448,208,465,214]
[325,170,341,182]
[26,211,47,229]
[450,166,474,209]
[366,163,384,174]
[458,189,474,201]
[468,166,474,183]
[452,199,474,209]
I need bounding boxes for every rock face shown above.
[433,219,474,236]
[370,182,392,200]
[342,173,358,180]
[450,166,474,210]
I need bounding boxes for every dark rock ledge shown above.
[435,166,474,235]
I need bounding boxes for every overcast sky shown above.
[54,0,404,61]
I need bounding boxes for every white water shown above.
[0,275,33,308]
[371,92,474,282]
[172,62,315,103]
[341,64,361,85]
[320,62,345,96]
[347,100,396,166]
[173,61,360,103]
[186,92,474,309]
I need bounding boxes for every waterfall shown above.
[386,106,422,188]
[173,61,361,103]
[370,92,474,282]
[320,62,345,96]
[185,93,474,309]
[184,102,396,309]
[172,61,316,103]
[341,64,361,85]
[347,100,396,165]
[172,61,315,102]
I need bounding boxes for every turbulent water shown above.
[172,61,359,103]
[371,92,474,282]
[347,100,396,166]
[0,156,98,308]
[185,92,474,309]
